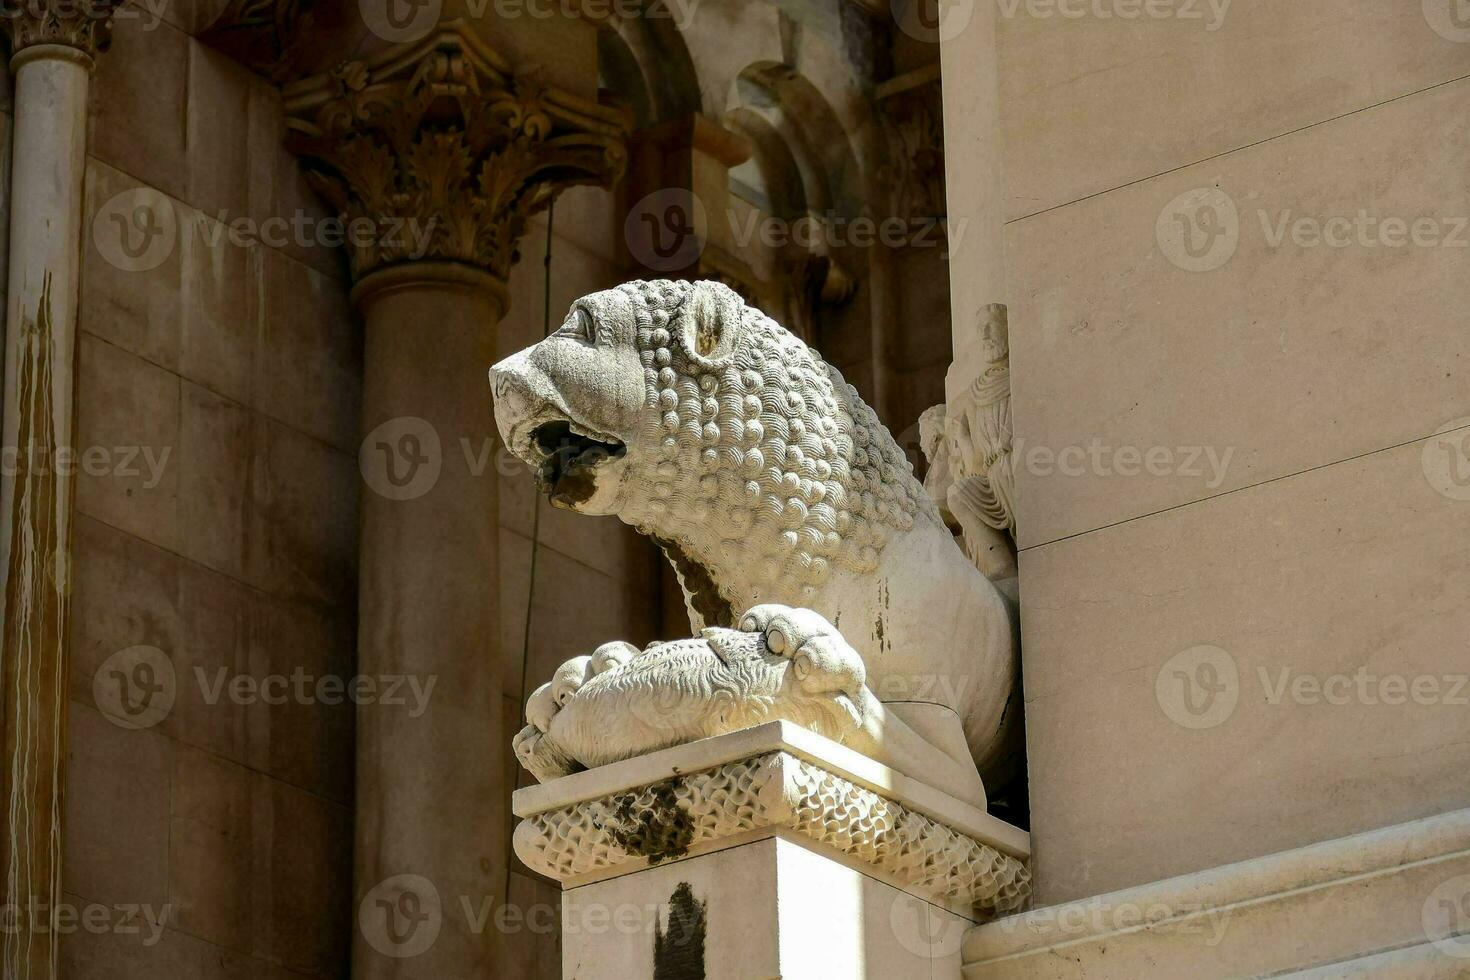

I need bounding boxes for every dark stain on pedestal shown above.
[608,782,695,864]
[653,882,706,980]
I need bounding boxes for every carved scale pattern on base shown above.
[513,751,1032,918]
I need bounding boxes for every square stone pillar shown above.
[512,722,1031,979]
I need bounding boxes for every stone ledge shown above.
[963,806,1470,979]
[511,722,1032,920]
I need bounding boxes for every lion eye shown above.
[558,306,596,345]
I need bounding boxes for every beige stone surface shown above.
[75,332,182,551]
[964,806,1470,979]
[497,527,660,700]
[89,16,189,202]
[59,14,359,980]
[63,703,173,908]
[81,160,359,453]
[243,416,358,608]
[560,836,973,980]
[999,0,1470,219]
[244,594,356,807]
[1008,76,1470,547]
[1020,432,1470,904]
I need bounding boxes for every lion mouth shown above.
[531,421,626,509]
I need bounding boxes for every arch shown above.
[724,60,865,223]
[598,4,704,129]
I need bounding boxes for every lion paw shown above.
[524,641,639,734]
[739,604,867,698]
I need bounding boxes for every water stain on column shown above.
[1,273,69,978]
[653,882,706,980]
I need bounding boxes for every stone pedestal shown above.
[512,722,1031,979]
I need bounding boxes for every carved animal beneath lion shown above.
[511,605,992,807]
[491,280,1021,799]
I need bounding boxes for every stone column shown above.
[284,26,627,978]
[0,5,115,978]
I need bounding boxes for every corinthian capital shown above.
[283,22,630,284]
[1,0,121,59]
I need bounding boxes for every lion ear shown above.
[678,281,745,366]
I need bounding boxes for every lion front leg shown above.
[738,603,990,810]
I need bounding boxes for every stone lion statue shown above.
[492,280,1019,807]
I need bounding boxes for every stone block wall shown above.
[57,12,663,979]
[986,1,1470,904]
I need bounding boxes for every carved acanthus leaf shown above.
[284,24,630,282]
[1,0,122,57]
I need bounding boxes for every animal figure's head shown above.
[491,280,748,516]
[491,280,935,621]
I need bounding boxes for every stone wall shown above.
[987,2,1470,904]
[63,14,358,977]
[50,3,960,977]
[59,12,661,980]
